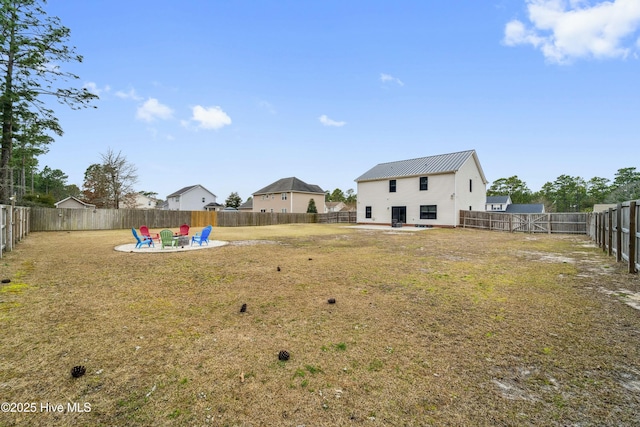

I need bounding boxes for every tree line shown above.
[488,167,640,212]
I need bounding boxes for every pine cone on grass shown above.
[71,365,86,378]
[278,350,290,361]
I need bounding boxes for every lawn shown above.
[1,224,639,426]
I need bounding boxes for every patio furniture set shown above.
[131,224,212,249]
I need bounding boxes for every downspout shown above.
[290,192,293,213]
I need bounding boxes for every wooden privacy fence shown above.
[30,208,198,231]
[460,210,589,234]
[215,211,318,227]
[1,205,30,258]
[318,211,357,223]
[29,208,329,231]
[590,201,639,274]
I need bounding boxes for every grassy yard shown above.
[0,224,639,426]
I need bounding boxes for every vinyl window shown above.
[420,205,437,220]
[419,177,428,191]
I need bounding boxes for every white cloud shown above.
[504,0,640,63]
[380,73,404,86]
[115,88,143,101]
[190,105,232,130]
[136,98,174,122]
[83,82,109,96]
[319,114,346,127]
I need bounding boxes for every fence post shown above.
[616,204,623,262]
[629,201,637,274]
[600,211,607,252]
[608,208,613,256]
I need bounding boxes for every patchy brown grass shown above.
[0,224,639,426]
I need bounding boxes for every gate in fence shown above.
[460,211,588,234]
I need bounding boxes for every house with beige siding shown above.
[54,196,96,209]
[252,177,325,213]
[355,150,487,227]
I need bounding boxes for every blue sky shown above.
[41,0,640,202]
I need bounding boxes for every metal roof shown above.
[355,150,486,182]
[253,177,324,195]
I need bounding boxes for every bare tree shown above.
[101,148,137,209]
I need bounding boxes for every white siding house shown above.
[355,150,488,227]
[165,185,217,211]
[486,195,511,212]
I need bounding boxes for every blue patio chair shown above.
[191,225,212,246]
[132,228,154,249]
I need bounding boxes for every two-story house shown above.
[355,150,488,227]
[252,177,325,213]
[165,185,217,211]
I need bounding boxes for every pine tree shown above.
[307,198,318,213]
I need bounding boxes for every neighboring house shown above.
[355,150,488,227]
[325,201,346,213]
[593,204,617,212]
[486,196,545,214]
[120,192,158,209]
[204,202,225,212]
[54,196,96,209]
[252,177,325,213]
[505,204,545,214]
[486,195,511,212]
[134,193,158,209]
[238,199,253,211]
[165,185,217,211]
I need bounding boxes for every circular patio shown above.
[115,240,229,253]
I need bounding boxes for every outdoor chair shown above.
[179,223,190,236]
[160,229,178,249]
[139,225,160,243]
[132,228,154,249]
[191,225,212,246]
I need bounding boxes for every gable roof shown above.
[238,199,253,210]
[486,196,510,204]
[355,150,487,183]
[54,196,96,208]
[505,204,545,214]
[253,177,324,195]
[167,184,216,198]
